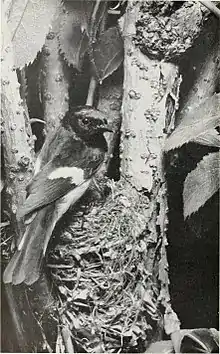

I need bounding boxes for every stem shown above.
[90,0,102,42]
[61,324,74,353]
[86,1,108,107]
[86,76,97,106]
[86,0,102,105]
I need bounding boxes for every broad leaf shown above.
[183,152,220,218]
[180,329,219,353]
[92,27,123,83]
[58,1,90,70]
[165,94,220,151]
[59,24,89,70]
[192,128,220,148]
[7,0,60,68]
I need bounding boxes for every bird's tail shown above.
[3,205,55,286]
[3,179,91,285]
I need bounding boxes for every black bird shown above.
[3,106,112,285]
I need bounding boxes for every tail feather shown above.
[3,205,54,285]
[3,180,91,285]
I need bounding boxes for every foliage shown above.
[6,0,61,68]
[179,328,219,353]
[193,129,220,148]
[165,94,220,151]
[165,94,220,218]
[58,1,90,70]
[5,0,123,82]
[59,1,123,80]
[183,152,219,218]
[91,27,124,83]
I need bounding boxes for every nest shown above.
[48,180,163,353]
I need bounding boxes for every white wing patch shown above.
[48,167,84,185]
[43,179,91,255]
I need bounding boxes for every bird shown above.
[3,106,112,285]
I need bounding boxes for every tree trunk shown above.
[41,7,69,131]
[1,8,35,351]
[1,11,34,234]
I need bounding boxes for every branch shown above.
[86,76,97,106]
[41,9,69,132]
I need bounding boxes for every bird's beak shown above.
[100,124,113,133]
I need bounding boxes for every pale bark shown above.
[1,9,34,232]
[41,9,69,131]
[120,1,182,341]
[1,9,34,352]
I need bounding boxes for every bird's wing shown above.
[17,126,105,219]
[4,179,92,285]
[17,161,88,219]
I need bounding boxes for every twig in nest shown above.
[24,290,53,353]
[61,324,75,353]
[47,263,75,269]
[0,234,12,246]
[0,221,10,228]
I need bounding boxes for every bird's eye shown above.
[82,117,89,125]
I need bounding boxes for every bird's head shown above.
[67,106,112,138]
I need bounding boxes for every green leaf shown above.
[165,94,220,151]
[7,0,60,68]
[183,152,220,219]
[192,129,220,148]
[92,27,123,83]
[58,1,90,70]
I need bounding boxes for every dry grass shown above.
[48,180,163,353]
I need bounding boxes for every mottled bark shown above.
[1,7,61,352]
[1,9,35,352]
[119,3,182,343]
[1,13,34,227]
[41,9,69,131]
